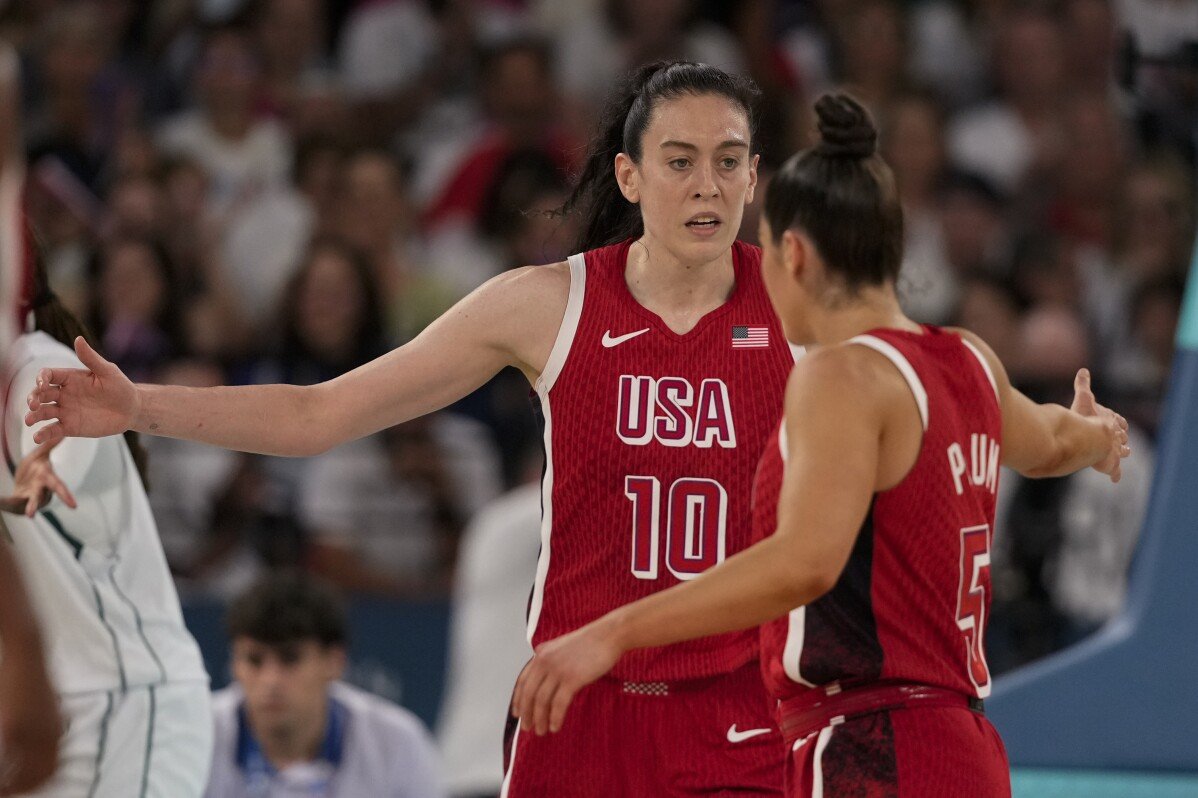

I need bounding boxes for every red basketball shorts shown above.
[786,704,1010,797]
[502,660,785,797]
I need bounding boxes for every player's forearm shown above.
[1022,404,1109,478]
[133,382,336,456]
[604,536,825,654]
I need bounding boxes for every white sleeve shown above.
[4,357,100,493]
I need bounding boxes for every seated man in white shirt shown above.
[205,573,445,797]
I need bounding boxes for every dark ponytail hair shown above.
[765,94,903,293]
[561,61,761,252]
[25,229,151,489]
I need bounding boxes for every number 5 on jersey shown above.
[625,476,728,581]
[957,524,993,696]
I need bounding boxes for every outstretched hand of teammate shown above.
[0,440,77,517]
[511,620,624,735]
[1070,368,1130,483]
[24,337,139,446]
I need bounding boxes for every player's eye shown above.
[721,157,739,169]
[669,158,691,170]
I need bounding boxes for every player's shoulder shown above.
[474,261,571,318]
[784,340,907,415]
[7,331,80,372]
[329,682,432,744]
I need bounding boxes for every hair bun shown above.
[814,94,876,159]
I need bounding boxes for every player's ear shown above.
[615,153,640,204]
[324,645,348,682]
[745,153,760,204]
[781,229,805,282]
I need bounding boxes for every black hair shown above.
[764,94,904,293]
[278,236,387,373]
[560,61,761,252]
[478,147,567,242]
[226,570,347,648]
[24,223,151,487]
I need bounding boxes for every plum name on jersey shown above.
[616,375,737,448]
[948,433,1000,496]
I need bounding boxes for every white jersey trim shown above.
[527,254,586,643]
[782,606,817,688]
[499,725,520,797]
[960,338,1000,402]
[848,335,929,431]
[534,253,587,394]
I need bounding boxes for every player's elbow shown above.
[292,384,340,457]
[779,562,839,608]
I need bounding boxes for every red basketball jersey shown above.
[531,239,795,681]
[755,326,1002,702]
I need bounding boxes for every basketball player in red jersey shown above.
[26,62,797,795]
[513,95,1131,797]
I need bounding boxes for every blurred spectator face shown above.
[1121,162,1192,280]
[940,185,1005,271]
[338,153,407,253]
[1059,93,1124,203]
[883,96,944,205]
[956,278,1021,367]
[1133,287,1181,369]
[1013,237,1081,309]
[996,10,1065,106]
[39,3,108,95]
[197,30,261,121]
[294,247,368,360]
[483,46,556,143]
[840,0,905,91]
[232,637,345,737]
[256,0,324,77]
[162,159,209,223]
[108,174,162,236]
[1064,0,1115,89]
[296,141,345,223]
[99,239,169,325]
[112,126,160,177]
[612,0,691,36]
[1015,306,1091,399]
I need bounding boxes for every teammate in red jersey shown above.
[25,62,798,795]
[513,95,1130,797]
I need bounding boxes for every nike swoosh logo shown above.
[602,328,650,348]
[726,725,772,743]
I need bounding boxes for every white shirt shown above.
[947,102,1033,193]
[436,484,540,795]
[156,111,292,212]
[207,681,445,798]
[1,332,209,693]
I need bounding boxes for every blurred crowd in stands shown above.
[4,0,1191,684]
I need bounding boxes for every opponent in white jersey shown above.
[205,574,444,798]
[3,319,212,792]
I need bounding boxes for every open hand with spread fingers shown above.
[0,441,77,517]
[1070,368,1131,483]
[511,619,625,736]
[24,337,139,446]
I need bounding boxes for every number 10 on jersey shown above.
[625,476,728,581]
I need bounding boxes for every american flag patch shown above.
[732,325,769,348]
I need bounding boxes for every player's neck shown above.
[623,235,735,331]
[808,287,919,346]
[252,703,329,770]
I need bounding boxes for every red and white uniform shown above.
[754,326,1010,798]
[504,239,794,796]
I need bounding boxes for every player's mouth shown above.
[685,213,723,237]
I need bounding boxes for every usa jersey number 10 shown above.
[625,476,728,581]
